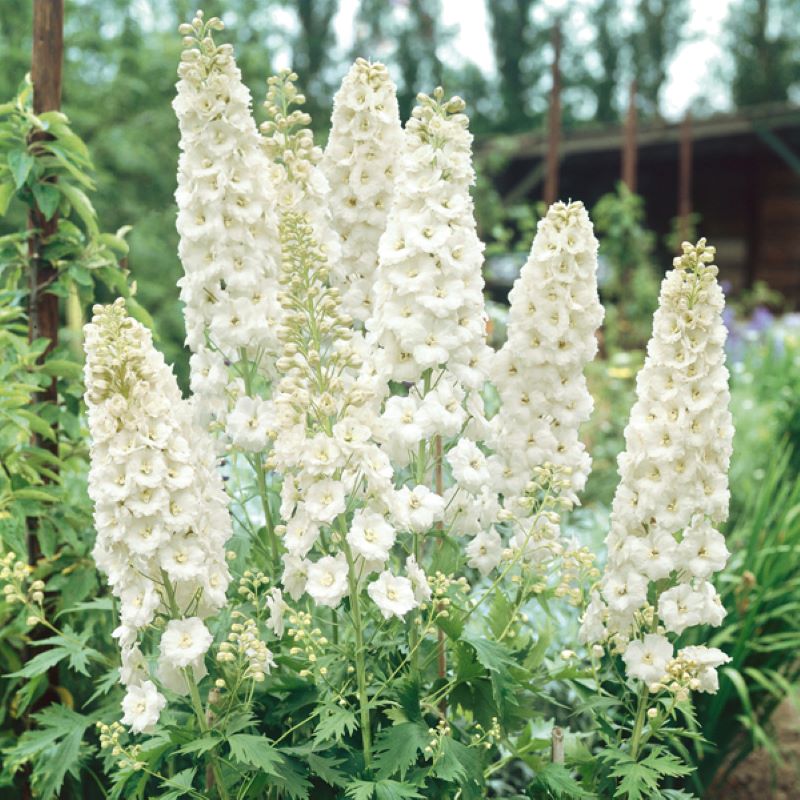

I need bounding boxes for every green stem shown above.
[343,543,372,767]
[161,572,229,800]
[185,669,230,800]
[629,684,649,760]
[254,456,279,568]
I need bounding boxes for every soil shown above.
[712,700,800,799]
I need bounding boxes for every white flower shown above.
[347,509,395,563]
[282,555,309,601]
[266,588,289,638]
[226,396,273,451]
[677,516,729,579]
[119,645,149,688]
[121,680,166,734]
[393,485,445,533]
[306,554,349,608]
[677,645,731,693]
[578,592,607,645]
[658,581,725,636]
[304,479,347,524]
[160,617,214,669]
[157,656,208,696]
[622,634,673,685]
[368,571,417,619]
[447,439,490,493]
[283,513,321,558]
[405,554,432,602]
[466,529,503,576]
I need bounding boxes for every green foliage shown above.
[728,0,800,107]
[685,443,800,791]
[592,183,661,354]
[628,0,690,117]
[0,76,129,799]
[3,705,93,800]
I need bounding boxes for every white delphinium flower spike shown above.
[367,87,490,390]
[365,88,495,583]
[322,59,403,322]
[174,12,281,434]
[581,240,734,694]
[261,70,342,288]
[490,201,604,509]
[84,299,232,727]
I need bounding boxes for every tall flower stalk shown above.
[84,299,232,733]
[174,11,281,439]
[582,240,734,741]
[322,58,403,322]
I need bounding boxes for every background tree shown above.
[728,0,800,107]
[586,0,623,123]
[487,0,542,132]
[629,0,689,118]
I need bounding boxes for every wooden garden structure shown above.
[489,103,800,305]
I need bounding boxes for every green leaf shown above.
[532,763,594,798]
[12,487,57,504]
[0,180,14,215]
[346,780,377,800]
[345,781,424,800]
[14,408,56,441]
[227,734,282,776]
[374,780,424,800]
[159,767,197,799]
[37,724,84,800]
[270,754,312,800]
[314,705,357,744]
[6,646,68,678]
[306,753,348,788]
[98,231,130,255]
[640,748,692,780]
[32,182,60,219]
[57,182,98,236]
[7,148,34,188]
[462,633,518,716]
[3,706,91,800]
[373,722,428,780]
[604,746,691,800]
[38,359,83,380]
[176,736,221,756]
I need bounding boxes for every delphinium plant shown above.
[578,240,735,797]
[1,11,737,800]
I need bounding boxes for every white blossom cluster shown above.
[269,208,424,620]
[581,240,733,693]
[321,58,403,322]
[362,90,502,577]
[366,88,490,390]
[491,201,603,508]
[174,12,281,437]
[84,299,232,732]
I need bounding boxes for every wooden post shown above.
[678,111,693,244]
[543,20,561,205]
[621,79,638,192]
[27,0,64,569]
